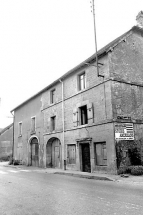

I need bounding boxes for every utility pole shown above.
[90,0,101,77]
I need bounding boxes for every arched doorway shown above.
[30,137,39,167]
[46,138,61,168]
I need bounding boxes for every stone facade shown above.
[12,23,143,174]
[13,94,44,166]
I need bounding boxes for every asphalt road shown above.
[0,165,143,215]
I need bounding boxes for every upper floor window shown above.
[50,89,56,104]
[31,117,36,133]
[51,116,56,131]
[79,72,86,91]
[79,105,88,125]
[18,122,22,136]
[73,102,94,127]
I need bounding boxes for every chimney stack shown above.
[136,11,143,28]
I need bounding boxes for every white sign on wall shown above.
[115,123,134,140]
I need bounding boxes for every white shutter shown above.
[73,108,78,127]
[87,103,94,121]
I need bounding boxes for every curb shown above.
[54,172,114,181]
[3,164,114,181]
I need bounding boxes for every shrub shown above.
[13,160,20,165]
[130,166,143,176]
[117,166,131,175]
[8,155,13,165]
[0,156,10,162]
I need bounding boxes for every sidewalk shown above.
[1,161,143,184]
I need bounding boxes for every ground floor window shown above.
[67,144,76,164]
[95,142,107,166]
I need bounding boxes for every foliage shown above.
[8,155,13,165]
[116,140,142,168]
[117,166,131,175]
[0,156,10,162]
[118,165,143,176]
[130,166,143,176]
[128,148,141,165]
[13,159,20,165]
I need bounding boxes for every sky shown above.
[0,0,142,128]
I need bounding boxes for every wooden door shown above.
[51,138,61,168]
[54,146,60,168]
[95,143,107,166]
[31,138,39,167]
[82,144,91,172]
[67,145,76,164]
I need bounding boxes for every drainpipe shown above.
[59,79,66,170]
[10,111,14,164]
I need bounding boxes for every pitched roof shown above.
[0,123,13,135]
[11,26,142,112]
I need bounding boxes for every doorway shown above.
[46,138,61,168]
[81,143,91,172]
[31,137,39,167]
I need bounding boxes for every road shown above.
[0,165,143,215]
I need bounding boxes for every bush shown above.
[0,156,10,162]
[8,156,13,165]
[117,166,131,175]
[13,160,20,165]
[130,166,143,176]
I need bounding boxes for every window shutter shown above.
[49,119,52,132]
[73,108,78,127]
[87,103,94,121]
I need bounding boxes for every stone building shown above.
[12,12,143,173]
[0,123,13,160]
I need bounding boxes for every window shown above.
[67,145,76,164]
[51,116,56,131]
[79,72,86,91]
[95,142,107,166]
[18,122,22,136]
[50,89,55,104]
[79,105,88,125]
[31,117,36,133]
[73,103,94,127]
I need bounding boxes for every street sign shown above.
[115,123,134,140]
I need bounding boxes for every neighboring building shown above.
[11,94,44,166]
[12,12,143,173]
[0,123,13,160]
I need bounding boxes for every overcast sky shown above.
[0,0,142,128]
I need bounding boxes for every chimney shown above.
[136,11,143,28]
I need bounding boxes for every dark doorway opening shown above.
[81,143,91,172]
[31,137,39,167]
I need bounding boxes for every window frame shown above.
[51,115,56,131]
[50,89,56,104]
[31,116,36,133]
[79,105,88,126]
[78,72,86,91]
[18,122,22,137]
[95,142,107,166]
